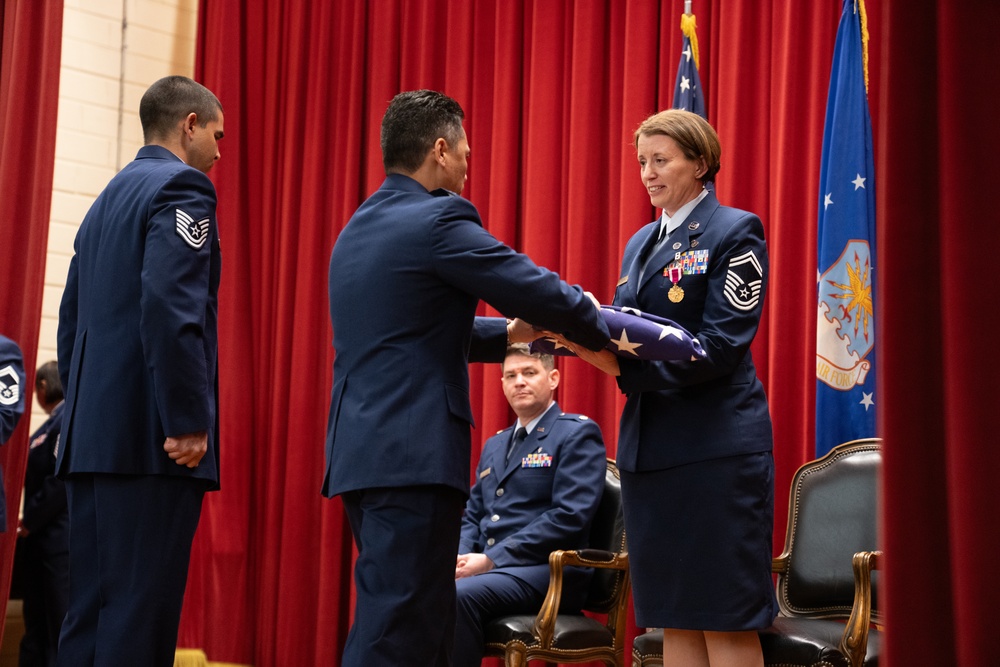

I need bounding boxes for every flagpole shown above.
[684,0,692,15]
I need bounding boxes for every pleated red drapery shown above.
[182,0,1000,665]
[0,0,63,647]
[877,1,1000,665]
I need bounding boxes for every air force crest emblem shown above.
[723,250,763,311]
[0,364,20,407]
[176,209,210,250]
[817,239,873,390]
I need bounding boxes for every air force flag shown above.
[816,0,877,457]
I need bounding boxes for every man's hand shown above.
[507,318,543,344]
[455,552,495,579]
[164,431,208,468]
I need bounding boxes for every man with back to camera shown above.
[325,89,610,666]
[56,75,224,667]
[453,344,606,666]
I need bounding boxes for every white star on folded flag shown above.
[610,328,643,356]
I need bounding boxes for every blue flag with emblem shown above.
[815,0,876,457]
[531,306,706,361]
[672,8,706,119]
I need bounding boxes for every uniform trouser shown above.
[340,485,465,667]
[57,473,205,667]
[17,533,69,667]
[452,571,543,667]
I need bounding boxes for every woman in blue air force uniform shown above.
[573,109,777,667]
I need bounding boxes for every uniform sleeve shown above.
[459,452,491,554]
[0,336,26,444]
[431,198,609,352]
[57,251,80,392]
[139,168,217,436]
[617,212,768,394]
[469,317,507,363]
[484,419,606,568]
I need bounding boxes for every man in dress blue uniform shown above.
[325,89,609,666]
[15,361,69,667]
[453,344,606,667]
[1,333,26,532]
[56,75,224,667]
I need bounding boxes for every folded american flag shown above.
[531,306,706,361]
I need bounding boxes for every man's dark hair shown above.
[504,343,556,371]
[34,361,63,404]
[380,90,465,174]
[139,75,223,144]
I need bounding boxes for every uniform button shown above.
[486,538,495,546]
[496,488,504,496]
[491,514,500,522]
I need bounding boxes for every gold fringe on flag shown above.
[680,13,700,71]
[856,0,870,94]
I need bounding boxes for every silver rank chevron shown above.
[175,208,210,250]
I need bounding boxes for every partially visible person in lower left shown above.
[15,361,69,667]
[1,332,27,531]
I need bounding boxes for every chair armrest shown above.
[531,548,630,648]
[772,553,790,575]
[840,550,881,667]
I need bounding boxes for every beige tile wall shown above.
[31,0,198,431]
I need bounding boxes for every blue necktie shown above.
[640,224,670,282]
[507,427,527,463]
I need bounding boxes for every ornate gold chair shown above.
[483,458,630,667]
[632,438,883,667]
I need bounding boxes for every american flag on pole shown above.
[531,306,705,361]
[815,0,877,457]
[672,5,706,118]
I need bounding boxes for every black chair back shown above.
[780,439,881,618]
[581,459,626,612]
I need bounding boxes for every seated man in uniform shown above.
[453,344,606,666]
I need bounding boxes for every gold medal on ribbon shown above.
[665,264,684,303]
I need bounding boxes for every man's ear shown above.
[433,137,448,164]
[183,112,198,136]
[548,367,560,390]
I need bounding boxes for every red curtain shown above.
[185,1,1000,665]
[877,1,1000,665]
[0,0,63,644]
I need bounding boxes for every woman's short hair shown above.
[634,109,721,182]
